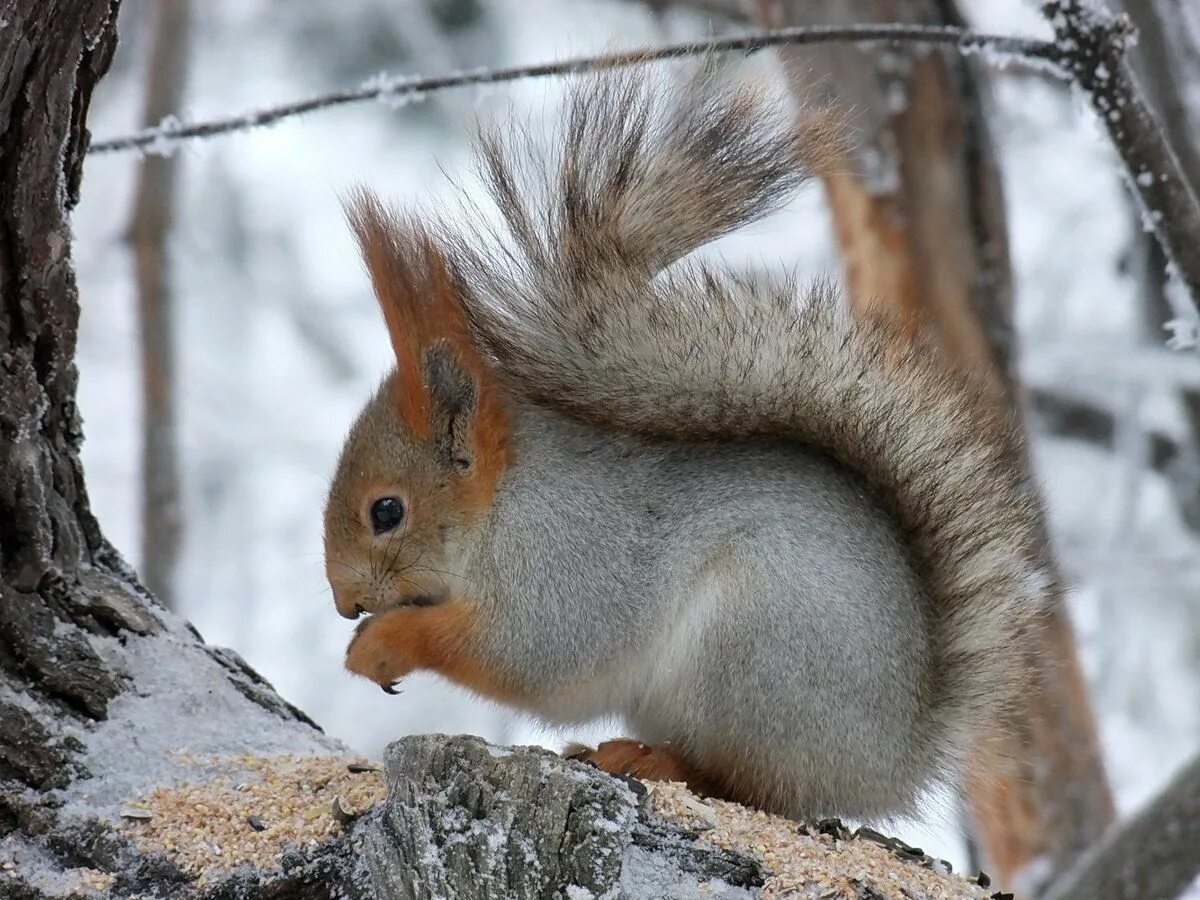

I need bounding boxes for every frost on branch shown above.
[1165,317,1200,352]
[1041,0,1200,311]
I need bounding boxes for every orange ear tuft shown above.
[344,188,509,502]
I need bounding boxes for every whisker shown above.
[329,560,368,580]
[393,573,428,598]
[410,564,477,587]
[382,529,408,574]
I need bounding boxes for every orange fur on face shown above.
[345,601,520,702]
[344,188,509,515]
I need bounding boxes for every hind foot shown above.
[564,738,718,796]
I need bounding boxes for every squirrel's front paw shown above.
[345,610,420,694]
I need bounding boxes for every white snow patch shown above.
[0,836,111,897]
[58,615,340,817]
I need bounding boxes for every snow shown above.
[359,71,432,111]
[66,0,1200,883]
[59,608,340,817]
[1165,317,1200,351]
[142,113,184,157]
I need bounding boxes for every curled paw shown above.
[344,610,419,693]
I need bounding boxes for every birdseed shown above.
[109,750,991,897]
[649,781,993,899]
[115,753,386,883]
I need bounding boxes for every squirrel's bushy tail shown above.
[450,62,1052,778]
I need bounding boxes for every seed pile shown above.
[117,754,386,882]
[77,868,117,893]
[103,750,997,896]
[650,781,995,899]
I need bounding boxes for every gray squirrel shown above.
[322,63,1052,819]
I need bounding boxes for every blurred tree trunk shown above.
[751,0,1114,891]
[128,0,190,608]
[1044,750,1200,900]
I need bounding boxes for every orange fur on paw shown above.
[345,609,421,691]
[344,601,516,701]
[567,739,717,795]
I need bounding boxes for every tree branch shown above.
[1043,751,1200,900]
[85,11,1200,319]
[86,24,1057,155]
[1041,0,1200,312]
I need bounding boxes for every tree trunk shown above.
[751,0,1115,892]
[129,0,190,608]
[0,15,334,896]
[0,0,141,739]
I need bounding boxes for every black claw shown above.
[381,682,400,695]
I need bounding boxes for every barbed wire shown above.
[87,24,1060,156]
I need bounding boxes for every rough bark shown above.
[749,0,1114,891]
[0,3,321,896]
[129,0,190,608]
[0,0,134,750]
[353,735,766,899]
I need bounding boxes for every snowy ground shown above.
[71,0,1200,878]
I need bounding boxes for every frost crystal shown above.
[360,72,428,110]
[143,114,185,158]
[1165,318,1200,352]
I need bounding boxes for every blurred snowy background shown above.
[72,0,1200,874]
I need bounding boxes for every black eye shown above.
[370,497,405,535]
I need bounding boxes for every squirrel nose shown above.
[333,586,369,620]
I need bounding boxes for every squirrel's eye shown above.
[370,497,405,535]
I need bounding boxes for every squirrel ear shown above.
[423,342,479,472]
[345,188,436,439]
[344,187,509,489]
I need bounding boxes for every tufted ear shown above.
[345,188,508,484]
[423,341,480,472]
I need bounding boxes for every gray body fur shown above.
[467,402,931,817]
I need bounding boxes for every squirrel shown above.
[323,63,1054,820]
